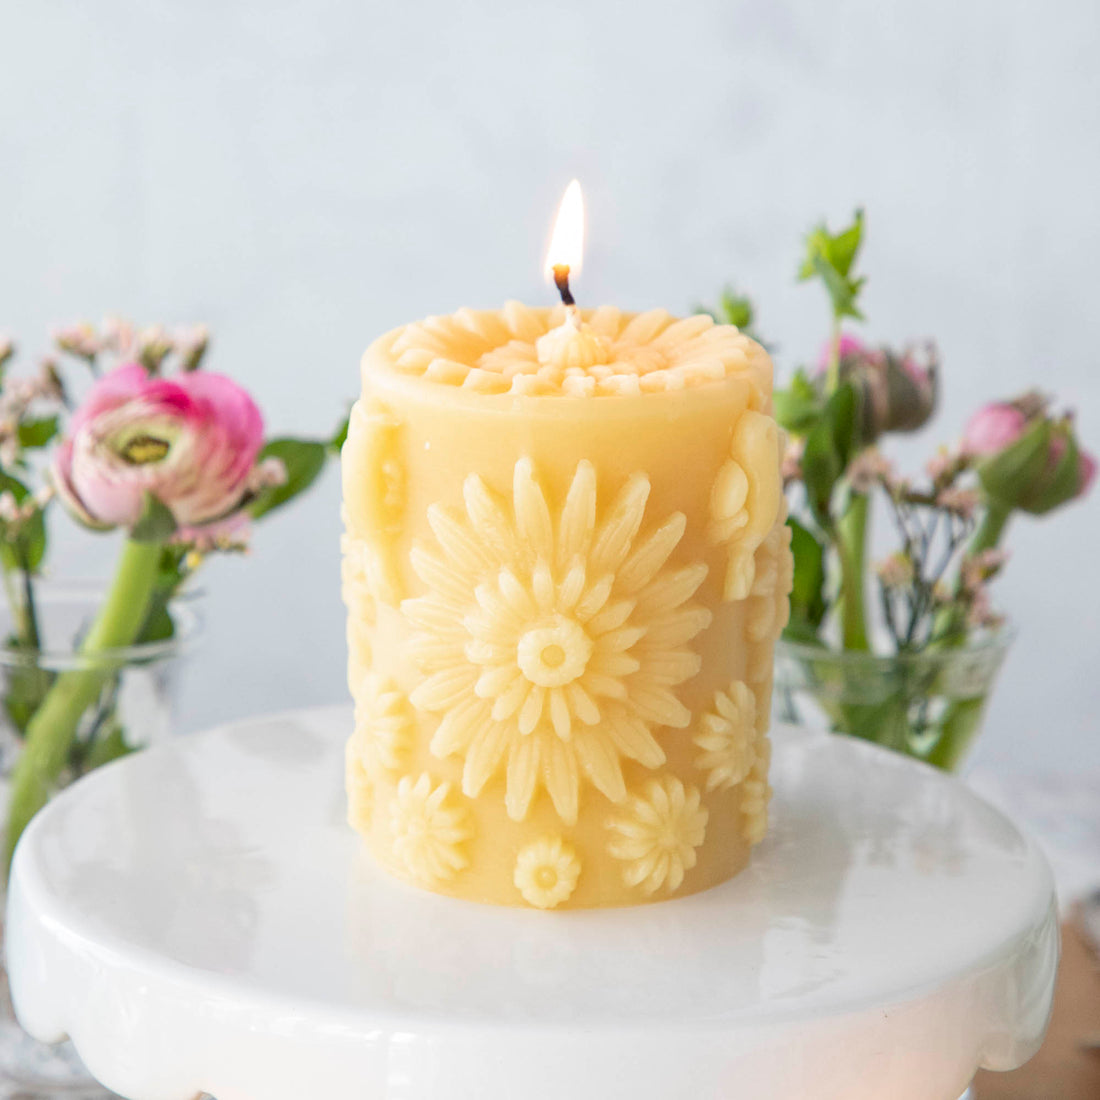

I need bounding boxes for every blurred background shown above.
[0,0,1096,775]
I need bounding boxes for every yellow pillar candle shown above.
[342,300,790,908]
[342,185,789,908]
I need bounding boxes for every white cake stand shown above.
[6,706,1058,1100]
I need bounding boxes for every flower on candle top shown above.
[387,304,772,400]
[693,681,757,793]
[389,773,472,886]
[402,457,710,825]
[606,775,708,895]
[52,362,265,534]
[513,835,582,909]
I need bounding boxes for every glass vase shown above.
[774,629,1014,771]
[0,580,200,1097]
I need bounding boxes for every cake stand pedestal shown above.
[5,706,1058,1100]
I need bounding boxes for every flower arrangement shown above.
[0,320,342,865]
[705,212,1093,765]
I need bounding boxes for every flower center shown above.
[516,615,593,688]
[535,866,559,889]
[120,434,171,465]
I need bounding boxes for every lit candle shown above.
[342,184,789,908]
[534,180,611,373]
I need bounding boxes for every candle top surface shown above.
[366,302,771,400]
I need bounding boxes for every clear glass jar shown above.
[0,579,201,1097]
[774,629,1014,771]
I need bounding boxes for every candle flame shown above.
[544,179,585,281]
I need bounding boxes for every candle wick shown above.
[552,264,575,308]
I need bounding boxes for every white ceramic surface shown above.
[6,706,1058,1100]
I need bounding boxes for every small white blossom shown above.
[781,437,804,481]
[847,448,894,493]
[247,457,288,493]
[960,548,1009,591]
[876,552,914,589]
[936,487,980,520]
[101,316,136,356]
[54,323,102,359]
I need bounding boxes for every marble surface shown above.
[6,707,1059,1100]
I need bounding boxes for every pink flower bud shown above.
[961,403,1028,456]
[52,362,265,532]
[816,332,867,372]
[1076,448,1095,498]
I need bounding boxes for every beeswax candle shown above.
[342,302,790,908]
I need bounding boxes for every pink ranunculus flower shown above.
[53,362,264,531]
[961,402,1028,456]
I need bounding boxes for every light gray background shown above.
[0,1,1096,775]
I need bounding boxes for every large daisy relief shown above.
[402,458,711,824]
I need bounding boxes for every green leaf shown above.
[82,722,137,771]
[773,370,822,434]
[781,617,825,646]
[17,416,60,449]
[15,508,46,573]
[248,438,327,520]
[330,414,350,453]
[136,596,175,643]
[787,517,827,632]
[130,492,178,543]
[717,288,755,331]
[798,382,861,528]
[827,381,861,471]
[0,472,47,573]
[2,658,54,735]
[798,210,867,322]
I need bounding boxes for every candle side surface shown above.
[342,303,789,908]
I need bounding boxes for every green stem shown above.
[837,492,870,651]
[826,318,841,395]
[4,538,161,871]
[18,561,40,651]
[970,498,1012,556]
[925,498,1015,769]
[924,697,987,771]
[933,498,1013,647]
